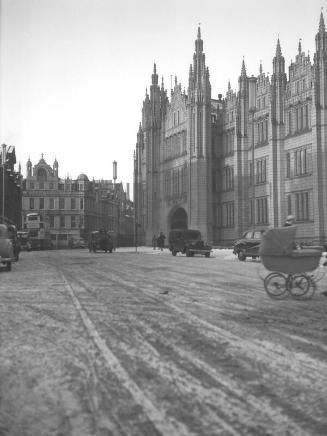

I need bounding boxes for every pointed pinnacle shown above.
[197,24,201,39]
[241,58,247,77]
[319,10,325,32]
[276,38,282,57]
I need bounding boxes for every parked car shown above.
[168,229,212,257]
[0,224,14,271]
[233,229,266,261]
[17,231,32,252]
[89,230,113,253]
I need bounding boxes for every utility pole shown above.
[1,143,7,224]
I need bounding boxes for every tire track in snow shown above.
[62,274,198,436]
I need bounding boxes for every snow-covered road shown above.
[0,248,327,436]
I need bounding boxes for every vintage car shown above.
[89,230,114,253]
[233,229,266,261]
[17,231,32,252]
[0,224,14,271]
[168,229,212,257]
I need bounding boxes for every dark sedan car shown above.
[233,229,266,261]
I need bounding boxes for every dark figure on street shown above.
[157,232,165,251]
[152,234,157,250]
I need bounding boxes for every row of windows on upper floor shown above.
[25,215,115,232]
[27,197,84,210]
[164,166,188,198]
[214,146,312,192]
[286,77,312,96]
[50,215,80,229]
[214,189,312,228]
[213,197,269,228]
[146,146,312,200]
[218,106,311,157]
[222,90,306,127]
[26,197,116,214]
[219,120,269,157]
[45,215,115,230]
[217,82,311,127]
[167,110,184,129]
[163,131,187,161]
[26,181,87,191]
[286,104,311,135]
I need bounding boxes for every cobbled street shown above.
[1,247,327,436]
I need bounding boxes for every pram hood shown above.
[259,226,297,256]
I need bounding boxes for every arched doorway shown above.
[169,207,188,230]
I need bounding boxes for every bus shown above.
[25,213,52,250]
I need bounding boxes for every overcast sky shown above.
[0,0,323,196]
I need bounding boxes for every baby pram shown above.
[259,226,323,299]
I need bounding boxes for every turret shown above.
[187,26,212,242]
[238,58,248,97]
[27,158,32,178]
[195,25,203,54]
[272,38,285,75]
[142,87,151,128]
[314,10,327,108]
[315,11,327,53]
[188,25,211,104]
[151,62,158,86]
[150,63,160,127]
[271,38,287,124]
[53,157,58,177]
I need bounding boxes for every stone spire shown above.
[240,58,247,79]
[315,9,327,53]
[195,24,203,53]
[151,62,158,85]
[298,38,302,54]
[276,38,282,57]
[319,10,325,33]
[273,38,285,75]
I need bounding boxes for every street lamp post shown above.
[1,143,7,224]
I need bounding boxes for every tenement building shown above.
[22,155,130,248]
[134,13,327,246]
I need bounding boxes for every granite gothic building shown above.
[134,13,327,246]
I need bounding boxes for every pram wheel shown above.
[264,272,288,299]
[288,274,310,297]
[288,274,315,299]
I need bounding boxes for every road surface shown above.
[0,247,327,436]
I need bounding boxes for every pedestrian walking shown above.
[157,232,165,251]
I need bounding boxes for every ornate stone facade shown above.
[22,156,120,248]
[134,13,327,246]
